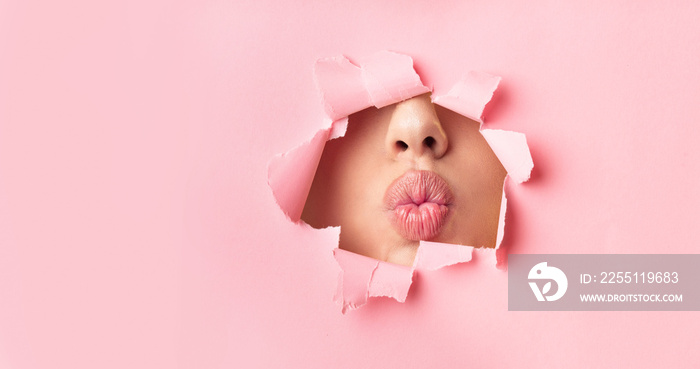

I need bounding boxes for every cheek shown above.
[453,130,506,184]
[441,136,507,210]
[346,150,388,205]
[327,140,386,218]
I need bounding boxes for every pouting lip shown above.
[384,170,454,240]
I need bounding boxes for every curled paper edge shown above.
[267,51,533,313]
[432,71,501,125]
[313,51,431,121]
[481,129,534,184]
[267,127,330,222]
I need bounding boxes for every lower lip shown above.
[384,171,453,241]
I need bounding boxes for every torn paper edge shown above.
[269,51,431,222]
[267,51,533,313]
[432,71,501,125]
[267,127,330,222]
[313,51,430,122]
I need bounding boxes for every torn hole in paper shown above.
[268,51,533,313]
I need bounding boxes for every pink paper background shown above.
[1,1,699,368]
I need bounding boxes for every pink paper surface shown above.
[2,1,700,368]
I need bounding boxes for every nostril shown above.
[396,140,408,151]
[423,136,435,149]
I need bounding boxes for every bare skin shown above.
[302,93,506,266]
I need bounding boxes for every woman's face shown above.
[302,93,506,266]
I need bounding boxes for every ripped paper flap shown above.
[367,260,413,302]
[359,51,431,108]
[335,242,493,314]
[432,71,501,124]
[414,241,474,271]
[314,51,430,121]
[267,128,330,221]
[333,249,379,314]
[481,129,533,184]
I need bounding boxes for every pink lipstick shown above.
[384,170,454,241]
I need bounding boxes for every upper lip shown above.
[384,170,454,210]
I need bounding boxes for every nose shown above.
[385,94,448,160]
